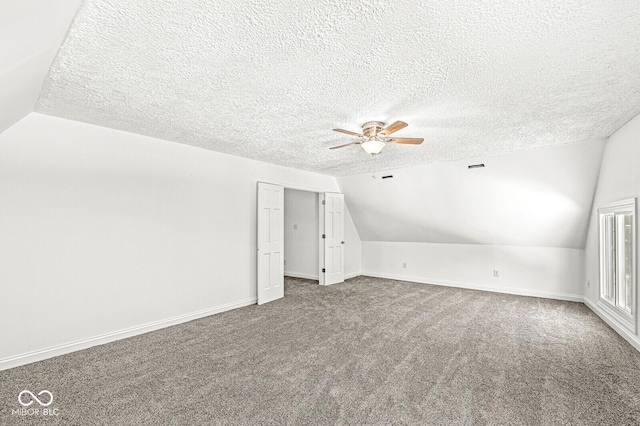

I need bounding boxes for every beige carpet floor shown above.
[1,276,640,425]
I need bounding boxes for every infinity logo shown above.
[18,390,53,407]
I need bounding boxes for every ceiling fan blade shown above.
[329,141,361,150]
[333,128,363,137]
[388,137,423,145]
[380,121,408,135]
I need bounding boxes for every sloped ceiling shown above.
[35,0,640,176]
[337,140,605,248]
[0,0,82,133]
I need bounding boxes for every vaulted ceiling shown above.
[338,139,605,247]
[0,0,82,134]
[15,0,639,176]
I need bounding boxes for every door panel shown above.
[257,182,284,304]
[323,192,344,285]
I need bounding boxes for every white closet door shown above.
[323,192,344,286]
[257,182,284,304]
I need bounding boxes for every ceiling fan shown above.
[330,121,423,155]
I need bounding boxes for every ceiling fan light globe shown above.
[361,139,385,155]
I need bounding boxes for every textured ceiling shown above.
[37,0,640,176]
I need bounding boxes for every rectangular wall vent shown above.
[381,175,394,179]
[468,164,485,169]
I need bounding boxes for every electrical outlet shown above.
[587,280,590,288]
[403,262,407,269]
[293,224,298,229]
[493,269,500,277]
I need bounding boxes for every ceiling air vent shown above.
[468,164,485,169]
[381,175,394,179]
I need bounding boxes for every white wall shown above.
[584,112,640,350]
[363,242,583,301]
[0,113,361,369]
[284,189,319,279]
[337,140,605,303]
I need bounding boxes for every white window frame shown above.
[597,198,637,334]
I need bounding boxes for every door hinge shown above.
[322,200,326,205]
[322,268,325,273]
[322,234,325,239]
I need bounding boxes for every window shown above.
[598,198,636,333]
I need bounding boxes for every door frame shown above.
[318,192,325,285]
[318,192,345,286]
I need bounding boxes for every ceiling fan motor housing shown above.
[362,121,386,137]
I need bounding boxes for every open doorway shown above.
[257,182,345,304]
[284,188,319,282]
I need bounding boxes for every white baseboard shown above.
[583,297,640,352]
[361,271,583,302]
[0,297,257,371]
[284,272,319,280]
[286,272,360,282]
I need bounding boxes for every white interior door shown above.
[257,182,284,305]
[323,192,345,285]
